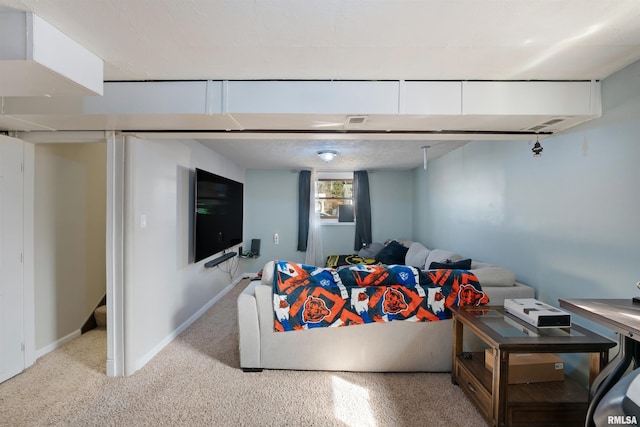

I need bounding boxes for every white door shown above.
[0,135,24,383]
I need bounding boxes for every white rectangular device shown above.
[504,298,571,328]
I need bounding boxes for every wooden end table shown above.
[451,305,616,427]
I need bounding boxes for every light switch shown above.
[274,233,279,244]
[140,214,147,228]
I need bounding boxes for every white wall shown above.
[124,137,244,374]
[34,143,106,351]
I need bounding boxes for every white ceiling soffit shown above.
[1,79,601,135]
[0,12,103,97]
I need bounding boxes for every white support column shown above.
[106,131,126,377]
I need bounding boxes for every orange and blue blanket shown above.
[273,260,489,332]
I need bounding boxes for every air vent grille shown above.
[526,117,565,132]
[346,116,368,127]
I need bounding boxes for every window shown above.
[316,176,353,220]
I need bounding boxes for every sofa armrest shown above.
[237,280,262,369]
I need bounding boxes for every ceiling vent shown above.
[541,118,565,126]
[526,117,565,132]
[345,115,368,128]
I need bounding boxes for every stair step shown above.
[94,305,107,328]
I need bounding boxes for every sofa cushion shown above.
[470,261,516,287]
[405,242,430,269]
[429,258,472,270]
[425,249,462,266]
[375,240,409,265]
[358,242,384,259]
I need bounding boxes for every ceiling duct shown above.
[0,11,103,97]
[1,80,601,134]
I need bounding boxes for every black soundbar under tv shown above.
[204,251,237,268]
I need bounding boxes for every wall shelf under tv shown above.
[204,251,237,268]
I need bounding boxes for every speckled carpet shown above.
[0,280,487,426]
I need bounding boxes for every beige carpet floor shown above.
[0,280,488,427]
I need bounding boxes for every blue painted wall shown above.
[369,170,414,243]
[242,170,302,272]
[414,59,640,305]
[243,169,414,272]
[413,60,640,373]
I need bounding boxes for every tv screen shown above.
[194,168,243,263]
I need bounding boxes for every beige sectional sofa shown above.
[237,243,535,372]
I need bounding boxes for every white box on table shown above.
[504,298,571,328]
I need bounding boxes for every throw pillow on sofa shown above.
[375,240,409,265]
[405,242,430,269]
[425,248,463,267]
[429,258,472,270]
[384,238,413,248]
[358,242,384,259]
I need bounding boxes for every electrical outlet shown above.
[274,233,279,244]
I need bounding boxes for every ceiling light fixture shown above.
[532,135,543,157]
[318,150,338,162]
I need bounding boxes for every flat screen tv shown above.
[194,168,243,263]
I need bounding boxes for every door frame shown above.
[23,139,36,369]
[0,135,30,380]
[17,131,126,377]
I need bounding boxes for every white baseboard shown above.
[135,277,244,371]
[106,358,115,377]
[35,329,81,360]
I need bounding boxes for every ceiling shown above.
[1,0,640,170]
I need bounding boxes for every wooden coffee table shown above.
[451,305,616,427]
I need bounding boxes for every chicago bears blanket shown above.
[272,261,489,332]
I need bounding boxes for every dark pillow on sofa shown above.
[429,258,472,270]
[358,242,384,259]
[375,240,409,265]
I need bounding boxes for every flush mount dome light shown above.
[318,150,338,162]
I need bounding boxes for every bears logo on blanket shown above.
[272,260,489,331]
[382,288,408,314]
[302,296,331,323]
[458,283,486,306]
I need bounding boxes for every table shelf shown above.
[458,352,588,403]
[451,306,615,427]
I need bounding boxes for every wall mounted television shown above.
[194,168,243,263]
